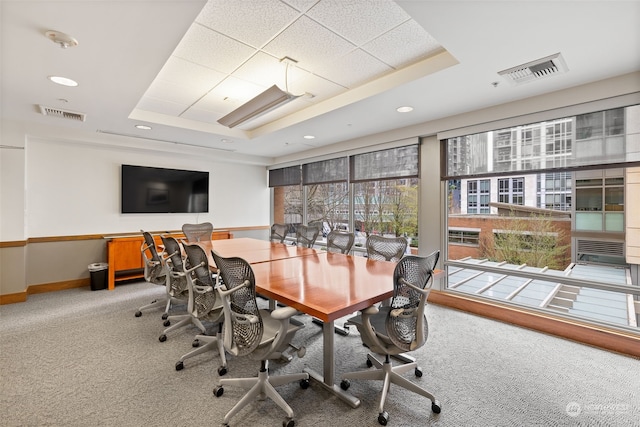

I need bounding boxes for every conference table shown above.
[199,237,398,407]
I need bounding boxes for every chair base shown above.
[341,353,439,419]
[159,315,205,342]
[215,360,309,425]
[175,329,227,374]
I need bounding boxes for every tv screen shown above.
[121,165,209,213]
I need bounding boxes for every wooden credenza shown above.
[105,231,232,290]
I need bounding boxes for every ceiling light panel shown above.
[305,0,411,46]
[196,0,300,49]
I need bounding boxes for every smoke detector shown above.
[39,105,86,121]
[498,53,568,86]
[45,30,78,49]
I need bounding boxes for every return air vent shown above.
[498,53,568,86]
[39,105,86,121]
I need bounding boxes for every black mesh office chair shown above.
[135,231,170,318]
[311,229,356,334]
[174,242,227,375]
[340,251,442,426]
[366,235,408,262]
[182,222,213,243]
[270,223,288,243]
[211,251,309,427]
[326,229,355,254]
[295,224,319,248]
[158,236,206,342]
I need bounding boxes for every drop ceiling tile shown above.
[313,48,392,88]
[262,15,356,73]
[306,0,410,46]
[180,106,222,124]
[196,0,300,48]
[172,23,256,74]
[290,71,346,102]
[143,79,206,107]
[192,75,267,114]
[281,0,319,13]
[232,51,308,91]
[136,96,189,117]
[155,57,226,92]
[364,20,442,69]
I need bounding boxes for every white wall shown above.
[19,127,269,238]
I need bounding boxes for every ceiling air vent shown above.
[498,53,568,86]
[39,105,86,121]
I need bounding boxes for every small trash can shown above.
[88,262,109,291]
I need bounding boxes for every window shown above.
[467,179,490,214]
[448,229,480,246]
[443,104,638,333]
[498,177,524,205]
[272,143,419,250]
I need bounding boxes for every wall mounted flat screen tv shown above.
[121,165,209,214]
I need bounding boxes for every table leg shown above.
[304,320,361,408]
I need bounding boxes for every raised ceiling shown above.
[2,1,639,162]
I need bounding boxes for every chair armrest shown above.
[270,306,299,320]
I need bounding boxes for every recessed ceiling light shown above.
[396,106,413,113]
[48,75,78,87]
[135,125,152,130]
[303,135,315,139]
[221,138,233,143]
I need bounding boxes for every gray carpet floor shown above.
[1,281,638,427]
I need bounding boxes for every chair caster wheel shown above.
[299,378,310,389]
[297,346,306,358]
[431,400,441,414]
[213,386,224,397]
[366,358,373,368]
[163,320,170,327]
[134,311,142,317]
[161,313,168,320]
[218,366,227,376]
[283,418,295,427]
[415,367,423,377]
[340,379,350,390]
[378,411,389,425]
[192,339,200,348]
[175,361,184,371]
[159,334,167,342]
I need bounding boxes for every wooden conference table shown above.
[198,237,397,407]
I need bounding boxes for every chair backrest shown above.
[211,251,263,357]
[140,230,165,284]
[326,230,355,254]
[270,223,288,243]
[160,236,189,298]
[366,235,408,262]
[182,222,213,243]
[182,242,219,319]
[141,230,162,262]
[295,224,319,248]
[386,251,440,352]
[160,235,184,273]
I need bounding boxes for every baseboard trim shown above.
[428,290,640,358]
[0,279,91,305]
